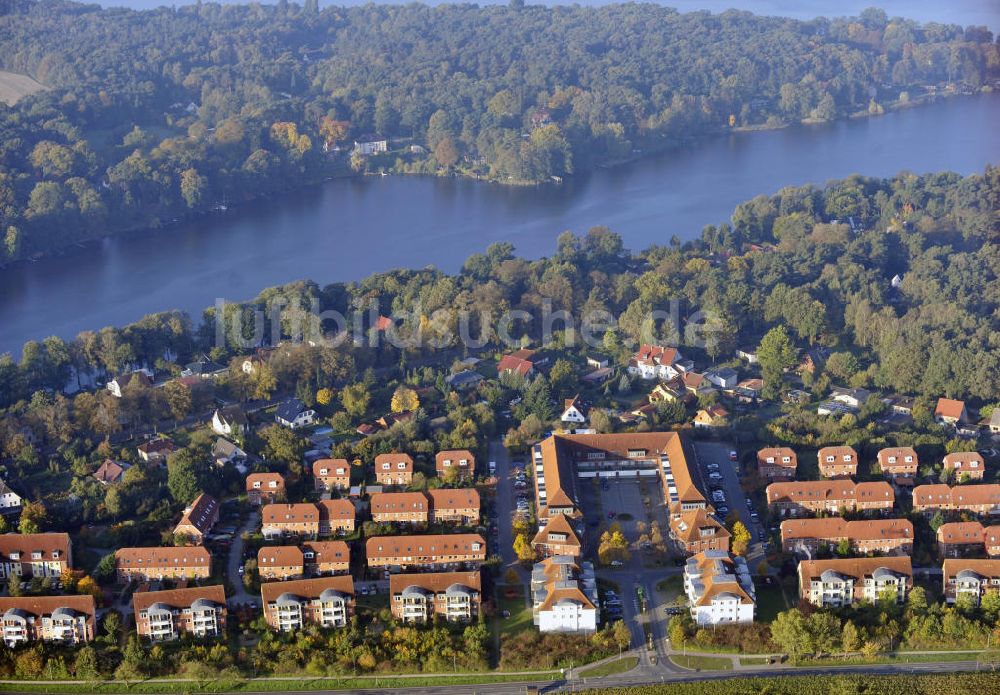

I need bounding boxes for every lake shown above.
[0,92,997,357]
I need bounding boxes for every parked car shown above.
[708,472,722,481]
[730,450,738,461]
[716,505,729,515]
[745,498,753,509]
[706,463,719,471]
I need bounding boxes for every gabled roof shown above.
[767,480,894,505]
[435,450,476,472]
[275,399,309,422]
[670,508,729,545]
[370,491,428,514]
[366,533,486,560]
[175,493,218,534]
[427,488,480,512]
[0,533,71,563]
[314,458,351,477]
[133,585,226,613]
[262,503,319,525]
[0,595,95,622]
[318,498,355,522]
[257,545,304,568]
[913,483,1000,508]
[798,556,912,584]
[781,518,912,543]
[301,540,350,564]
[94,459,126,483]
[943,452,985,470]
[389,570,481,596]
[115,545,210,569]
[935,398,967,420]
[498,351,536,376]
[937,521,985,544]
[942,559,1000,583]
[531,512,582,548]
[246,472,285,492]
[374,453,414,472]
[261,575,354,604]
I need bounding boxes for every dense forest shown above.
[0,166,996,411]
[0,0,997,261]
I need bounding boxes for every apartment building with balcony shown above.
[261,576,355,631]
[133,586,227,641]
[669,507,730,555]
[530,556,599,633]
[942,559,1000,605]
[797,557,912,607]
[390,571,481,623]
[0,595,95,648]
[683,551,755,626]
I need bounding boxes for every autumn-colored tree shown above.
[391,386,420,413]
[341,382,371,418]
[316,388,334,406]
[597,526,631,566]
[319,117,350,148]
[730,520,751,556]
[77,576,101,601]
[179,167,206,208]
[513,533,536,562]
[434,136,459,169]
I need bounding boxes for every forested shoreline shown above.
[0,0,997,262]
[1,166,996,409]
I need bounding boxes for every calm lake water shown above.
[0,92,998,356]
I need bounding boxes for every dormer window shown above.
[336,468,345,475]
[382,463,390,470]
[825,456,835,463]
[31,552,42,560]
[319,468,328,475]
[904,456,913,463]
[397,462,407,469]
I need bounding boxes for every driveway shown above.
[227,509,259,605]
[690,440,766,556]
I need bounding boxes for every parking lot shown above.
[691,440,767,549]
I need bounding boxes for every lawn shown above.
[670,654,734,671]
[497,584,533,636]
[797,651,987,667]
[578,656,639,678]
[753,577,787,621]
[655,576,682,594]
[1,672,562,693]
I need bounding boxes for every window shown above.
[397,462,407,469]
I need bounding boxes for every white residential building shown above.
[683,551,755,626]
[531,556,599,633]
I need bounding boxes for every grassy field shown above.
[670,654,733,671]
[578,656,639,678]
[0,672,562,693]
[797,651,987,666]
[497,584,534,636]
[0,70,45,105]
[753,577,788,621]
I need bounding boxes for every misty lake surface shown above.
[0,91,998,356]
